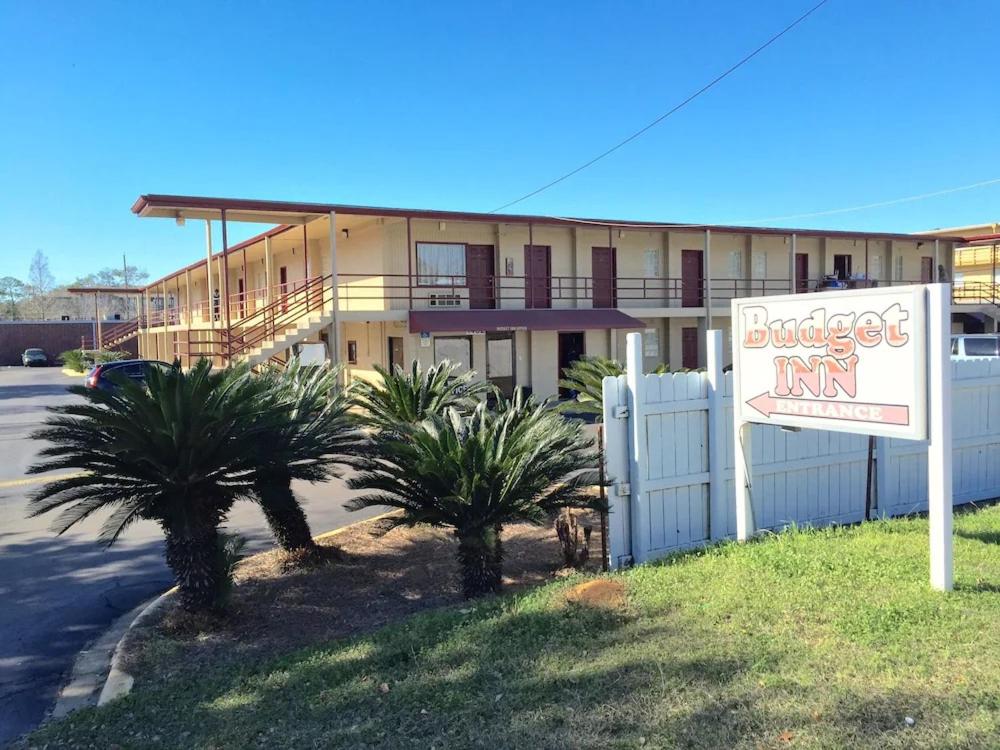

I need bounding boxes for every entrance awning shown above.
[408,308,645,334]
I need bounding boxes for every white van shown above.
[951,334,1000,359]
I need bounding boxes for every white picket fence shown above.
[602,332,1000,569]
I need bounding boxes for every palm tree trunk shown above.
[256,478,317,555]
[456,526,503,598]
[163,519,224,613]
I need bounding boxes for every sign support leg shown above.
[734,421,754,540]
[927,283,953,591]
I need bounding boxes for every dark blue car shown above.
[84,359,174,392]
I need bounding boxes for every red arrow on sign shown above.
[745,392,910,426]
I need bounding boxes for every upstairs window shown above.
[417,242,466,286]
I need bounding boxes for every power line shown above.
[489,0,831,214]
[540,176,1000,230]
[733,177,1000,225]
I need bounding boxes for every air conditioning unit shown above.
[428,293,461,308]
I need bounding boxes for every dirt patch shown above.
[124,511,605,688]
[562,578,626,610]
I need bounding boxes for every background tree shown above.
[0,276,26,319]
[25,250,55,319]
[72,264,150,319]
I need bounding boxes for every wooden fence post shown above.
[625,332,647,563]
[602,373,631,568]
[706,329,726,540]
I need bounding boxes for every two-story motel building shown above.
[120,194,964,399]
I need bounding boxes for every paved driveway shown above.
[0,367,381,745]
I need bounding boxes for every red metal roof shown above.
[408,308,645,334]
[132,194,967,243]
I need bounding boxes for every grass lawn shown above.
[28,505,1000,749]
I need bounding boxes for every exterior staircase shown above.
[952,282,1000,329]
[223,274,334,367]
[100,318,140,349]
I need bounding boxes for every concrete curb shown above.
[97,587,178,706]
[61,510,399,713]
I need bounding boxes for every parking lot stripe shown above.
[0,472,87,489]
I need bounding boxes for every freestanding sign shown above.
[733,286,927,440]
[731,284,953,591]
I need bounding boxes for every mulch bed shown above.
[123,512,605,689]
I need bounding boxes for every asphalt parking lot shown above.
[0,366,380,745]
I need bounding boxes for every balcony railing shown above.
[141,275,987,330]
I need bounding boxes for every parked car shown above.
[84,359,174,391]
[951,334,1000,359]
[22,348,48,367]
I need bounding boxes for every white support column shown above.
[264,235,273,306]
[185,269,192,325]
[789,234,797,293]
[625,332,647,563]
[328,210,340,366]
[204,220,215,331]
[933,239,940,282]
[927,283,953,591]
[706,329,727,540]
[704,229,712,328]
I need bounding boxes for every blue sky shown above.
[1,0,997,285]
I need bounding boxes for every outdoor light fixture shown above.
[175,215,186,226]
[342,228,350,240]
[439,221,446,231]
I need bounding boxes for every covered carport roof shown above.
[66,286,146,294]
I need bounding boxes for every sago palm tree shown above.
[350,360,492,431]
[558,356,671,421]
[27,360,266,612]
[347,391,602,597]
[247,359,366,559]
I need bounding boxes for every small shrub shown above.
[59,349,87,372]
[94,349,128,364]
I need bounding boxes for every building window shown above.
[894,255,904,281]
[728,250,743,279]
[433,336,472,373]
[347,340,358,365]
[644,249,661,278]
[417,242,466,286]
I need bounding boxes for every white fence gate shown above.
[603,331,1000,569]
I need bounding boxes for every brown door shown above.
[388,337,404,372]
[279,266,288,313]
[681,249,704,307]
[558,332,586,398]
[525,245,551,308]
[466,245,496,309]
[833,254,852,281]
[592,247,617,308]
[681,327,699,369]
[237,278,245,318]
[795,253,809,293]
[920,256,934,283]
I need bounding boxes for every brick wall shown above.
[0,321,137,366]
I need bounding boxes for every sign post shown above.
[731,284,952,591]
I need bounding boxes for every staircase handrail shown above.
[223,274,332,359]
